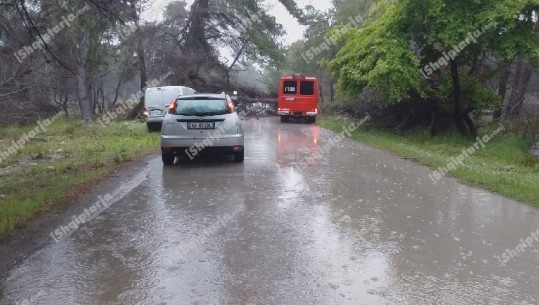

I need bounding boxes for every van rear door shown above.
[279,78,318,115]
[145,87,184,118]
[145,89,166,118]
[162,88,182,109]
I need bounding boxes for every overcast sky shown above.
[142,0,334,44]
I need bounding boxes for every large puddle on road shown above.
[1,117,539,305]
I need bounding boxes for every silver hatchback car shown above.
[160,93,245,165]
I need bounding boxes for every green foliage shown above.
[326,0,539,112]
[327,1,426,103]
[435,75,501,114]
[285,41,319,74]
[211,0,303,67]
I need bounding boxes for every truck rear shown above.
[277,75,319,123]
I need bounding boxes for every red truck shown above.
[277,75,319,123]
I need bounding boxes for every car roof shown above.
[177,93,227,100]
[145,86,194,91]
[280,76,318,81]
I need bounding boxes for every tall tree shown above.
[328,0,539,136]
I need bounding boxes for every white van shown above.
[145,86,197,132]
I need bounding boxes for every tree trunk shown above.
[62,93,69,117]
[318,68,324,103]
[129,32,148,117]
[330,77,335,101]
[76,63,93,120]
[111,69,125,107]
[463,113,477,138]
[75,31,92,121]
[503,59,523,118]
[227,43,245,92]
[185,0,210,52]
[127,1,149,119]
[494,62,510,119]
[137,34,148,92]
[450,60,468,136]
[505,59,532,118]
[429,101,439,137]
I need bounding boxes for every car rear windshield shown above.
[283,81,297,95]
[175,98,228,116]
[300,81,315,95]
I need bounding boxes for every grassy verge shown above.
[0,117,159,237]
[319,115,539,206]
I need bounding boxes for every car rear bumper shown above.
[163,145,244,158]
[278,111,316,117]
[146,116,165,123]
[161,134,244,150]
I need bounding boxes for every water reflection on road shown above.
[1,117,539,305]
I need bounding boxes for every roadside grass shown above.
[0,117,159,237]
[319,115,539,207]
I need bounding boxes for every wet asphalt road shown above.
[1,117,539,305]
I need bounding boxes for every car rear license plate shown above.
[151,110,162,116]
[188,122,215,129]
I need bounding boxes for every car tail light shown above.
[168,100,177,114]
[143,108,148,117]
[227,99,235,113]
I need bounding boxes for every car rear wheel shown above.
[280,116,289,123]
[162,151,175,165]
[234,150,244,163]
[308,116,316,124]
